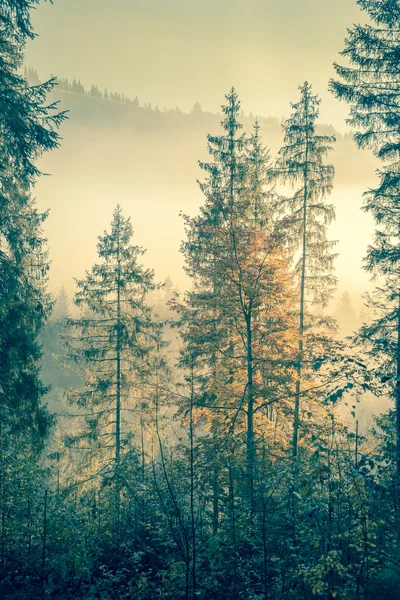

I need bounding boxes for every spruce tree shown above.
[330,0,400,545]
[66,206,162,538]
[179,91,297,548]
[335,290,358,337]
[275,82,336,458]
[0,0,65,443]
[178,89,247,544]
[52,285,71,321]
[199,87,247,211]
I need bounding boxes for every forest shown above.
[1,0,400,599]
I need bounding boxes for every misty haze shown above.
[1,1,400,599]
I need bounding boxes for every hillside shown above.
[27,67,377,187]
[27,68,378,298]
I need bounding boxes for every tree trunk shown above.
[42,489,48,577]
[115,237,122,545]
[228,446,238,596]
[262,501,269,600]
[293,104,309,460]
[395,297,400,548]
[212,465,219,535]
[189,356,197,599]
[246,313,255,523]
[0,423,4,568]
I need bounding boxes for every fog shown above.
[23,0,379,310]
[26,0,367,131]
[29,89,376,316]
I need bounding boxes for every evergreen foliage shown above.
[0,0,65,442]
[335,291,358,337]
[331,0,400,547]
[65,206,163,541]
[178,92,297,542]
[2,1,400,598]
[275,82,337,458]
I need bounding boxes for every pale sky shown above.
[26,0,375,308]
[27,0,365,129]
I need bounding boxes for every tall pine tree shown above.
[0,0,65,443]
[275,82,336,458]
[66,206,162,539]
[179,92,297,543]
[330,0,400,545]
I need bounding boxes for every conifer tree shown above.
[335,290,358,337]
[197,86,246,215]
[181,87,247,439]
[246,119,273,225]
[0,0,65,443]
[180,92,297,535]
[275,82,336,458]
[330,0,400,545]
[52,285,71,321]
[66,206,162,535]
[177,89,247,537]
